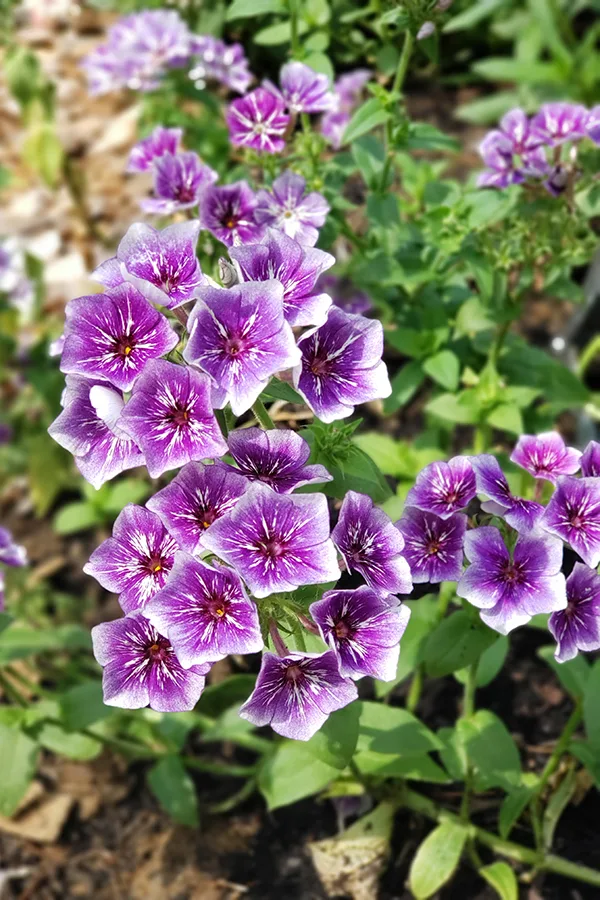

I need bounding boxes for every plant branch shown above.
[253,398,275,429]
[379,29,414,193]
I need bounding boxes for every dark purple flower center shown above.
[144,554,169,577]
[501,562,524,584]
[567,506,586,529]
[166,403,191,428]
[308,354,333,377]
[224,336,246,356]
[197,506,219,529]
[284,663,304,683]
[426,539,442,556]
[175,182,197,203]
[334,619,352,640]
[206,594,228,618]
[113,334,136,358]
[257,535,287,559]
[146,636,172,663]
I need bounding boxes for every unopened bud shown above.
[218,257,240,287]
[417,21,435,40]
[436,0,454,11]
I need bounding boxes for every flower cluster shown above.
[477,103,600,195]
[0,528,27,611]
[188,35,253,95]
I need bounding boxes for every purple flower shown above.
[127,126,182,173]
[222,427,332,493]
[199,182,265,247]
[581,440,600,477]
[118,359,228,479]
[145,553,263,667]
[254,171,329,247]
[146,462,248,554]
[310,587,411,681]
[92,612,209,712]
[317,275,372,316]
[477,109,548,189]
[0,527,27,568]
[321,69,371,149]
[587,106,600,145]
[470,454,544,533]
[332,491,412,596]
[94,221,204,310]
[457,526,566,634]
[141,152,218,215]
[60,283,178,393]
[293,306,391,423]
[202,483,340,599]
[229,229,334,327]
[48,377,144,489]
[531,102,589,145]
[276,61,334,114]
[396,508,466,584]
[226,88,290,154]
[549,563,600,662]
[542,476,600,568]
[84,504,178,613]
[189,35,252,94]
[82,10,192,96]
[406,456,476,519]
[184,281,300,416]
[239,650,357,741]
[510,432,581,484]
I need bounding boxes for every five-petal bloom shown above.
[406,456,476,518]
[226,87,290,154]
[293,306,391,423]
[310,587,411,681]
[145,553,263,667]
[199,182,265,247]
[542,476,600,568]
[531,102,589,145]
[127,125,182,172]
[254,171,330,247]
[84,504,178,613]
[146,461,248,554]
[332,491,412,596]
[470,454,543,533]
[60,283,179,393]
[141,151,217,215]
[277,62,334,114]
[202,483,340,598]
[510,432,581,484]
[581,440,600,477]
[94,221,204,310]
[230,229,334,327]
[239,650,357,740]
[222,427,332,493]
[92,612,209,712]
[118,359,228,479]
[184,281,300,416]
[457,526,566,634]
[549,563,600,662]
[396,508,467,584]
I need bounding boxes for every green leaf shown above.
[456,90,522,125]
[199,674,257,718]
[23,123,64,188]
[60,681,110,731]
[54,502,101,535]
[570,741,600,786]
[319,446,391,502]
[498,783,537,838]
[357,701,442,756]
[367,193,400,228]
[423,350,460,392]
[0,613,13,635]
[454,296,495,338]
[443,0,506,32]
[104,479,151,514]
[486,403,524,436]
[354,750,450,783]
[543,767,577,851]
[226,0,285,19]
[537,645,590,699]
[148,755,199,827]
[383,360,425,414]
[455,637,509,688]
[459,710,521,792]
[426,391,480,425]
[375,596,439,696]
[479,861,518,900]
[254,19,307,45]
[305,703,360,769]
[259,740,339,810]
[34,722,102,761]
[351,135,385,187]
[584,658,600,751]
[342,98,391,145]
[405,122,459,152]
[409,821,468,899]
[466,189,518,229]
[0,623,91,664]
[472,58,564,85]
[261,378,304,404]
[437,726,468,781]
[423,612,498,678]
[0,723,39,815]
[527,0,572,67]
[27,435,72,516]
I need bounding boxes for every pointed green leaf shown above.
[409,821,468,898]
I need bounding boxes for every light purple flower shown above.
[317,275,372,316]
[141,151,218,215]
[92,612,209,712]
[321,69,371,149]
[542,476,600,568]
[199,182,265,247]
[229,229,334,327]
[396,508,466,584]
[406,457,476,519]
[221,427,332,493]
[84,504,178,613]
[549,563,600,662]
[581,440,600,477]
[277,61,334,114]
[310,587,411,681]
[93,221,204,310]
[239,650,357,741]
[145,553,263,667]
[332,491,412,596]
[0,527,27,569]
[254,171,329,247]
[510,432,581,484]
[321,110,352,150]
[60,283,178,393]
[457,526,566,634]
[477,108,548,189]
[118,359,228,479]
[293,306,391,423]
[202,483,340,599]
[127,126,182,173]
[189,35,252,94]
[184,281,300,416]
[48,377,144,489]
[531,102,589,145]
[146,462,248,554]
[587,106,600,145]
[226,88,290,154]
[470,454,544,533]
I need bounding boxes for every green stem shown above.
[208,777,257,814]
[289,0,300,58]
[489,320,511,370]
[182,756,256,778]
[460,659,479,823]
[215,408,229,438]
[406,664,423,714]
[252,398,275,429]
[379,29,414,193]
[577,334,600,379]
